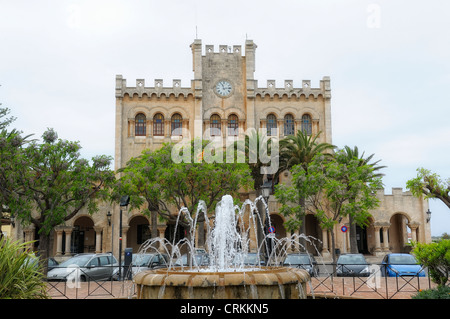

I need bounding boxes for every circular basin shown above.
[134,267,310,299]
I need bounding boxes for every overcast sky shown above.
[1,0,449,236]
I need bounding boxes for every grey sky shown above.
[0,0,449,235]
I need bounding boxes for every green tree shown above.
[6,129,115,271]
[114,140,253,247]
[412,239,450,287]
[233,128,278,191]
[340,146,385,253]
[0,107,33,236]
[275,150,382,262]
[277,130,335,244]
[407,168,450,209]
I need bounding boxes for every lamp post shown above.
[118,196,130,281]
[426,208,432,223]
[106,211,112,226]
[10,214,15,228]
[259,182,272,263]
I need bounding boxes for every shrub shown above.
[412,239,450,287]
[0,237,49,299]
[412,286,450,299]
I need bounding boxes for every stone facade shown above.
[12,39,431,261]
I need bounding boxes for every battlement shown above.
[250,76,331,100]
[115,75,194,99]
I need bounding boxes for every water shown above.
[134,194,323,274]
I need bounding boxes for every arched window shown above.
[210,114,221,136]
[284,114,294,136]
[301,114,312,135]
[171,113,182,136]
[135,113,146,136]
[266,114,277,136]
[228,114,238,136]
[153,113,164,136]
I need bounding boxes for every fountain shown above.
[133,195,311,299]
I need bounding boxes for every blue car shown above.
[381,253,425,277]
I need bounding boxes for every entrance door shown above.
[356,225,369,254]
[71,226,84,254]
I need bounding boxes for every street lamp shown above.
[118,196,130,281]
[260,182,271,204]
[10,214,15,228]
[259,182,273,263]
[106,211,112,226]
[426,208,432,223]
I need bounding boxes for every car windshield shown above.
[284,255,310,265]
[176,254,204,266]
[132,254,153,267]
[338,255,367,265]
[59,255,92,267]
[390,254,418,265]
[233,253,261,265]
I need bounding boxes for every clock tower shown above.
[191,39,257,139]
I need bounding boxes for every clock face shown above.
[215,80,233,97]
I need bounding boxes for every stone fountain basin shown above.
[134,267,310,299]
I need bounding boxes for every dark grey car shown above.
[47,253,118,282]
[283,253,319,277]
[336,253,370,277]
[113,253,169,280]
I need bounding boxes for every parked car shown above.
[174,253,210,267]
[47,253,118,282]
[336,253,370,277]
[381,253,425,277]
[25,254,59,273]
[112,253,169,280]
[283,253,319,277]
[233,252,265,267]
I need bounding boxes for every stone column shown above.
[23,225,35,252]
[409,222,419,243]
[382,226,390,252]
[94,226,103,253]
[64,227,73,256]
[55,227,64,257]
[157,225,166,252]
[373,225,382,255]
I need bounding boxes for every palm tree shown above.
[340,145,386,253]
[233,128,277,192]
[278,130,335,243]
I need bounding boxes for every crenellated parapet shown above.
[115,75,195,100]
[251,76,331,100]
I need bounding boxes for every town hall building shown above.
[13,39,431,261]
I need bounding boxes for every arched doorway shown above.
[127,215,151,253]
[269,214,286,240]
[304,214,322,255]
[356,225,369,254]
[389,213,411,253]
[72,216,95,254]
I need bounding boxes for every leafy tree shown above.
[5,129,115,271]
[275,150,382,262]
[407,168,450,209]
[234,128,279,191]
[114,140,253,247]
[0,106,16,130]
[340,146,385,253]
[277,130,335,244]
[412,239,450,287]
[0,107,33,235]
